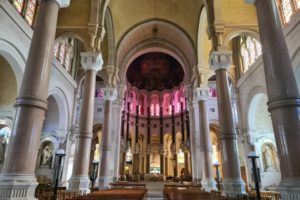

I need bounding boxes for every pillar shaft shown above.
[0,0,69,199]
[99,88,116,188]
[210,52,245,196]
[246,0,300,198]
[196,88,216,191]
[69,52,103,193]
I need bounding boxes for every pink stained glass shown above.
[25,0,37,26]
[13,0,24,13]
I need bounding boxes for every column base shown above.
[201,177,217,192]
[221,178,246,197]
[277,178,300,200]
[98,176,113,189]
[0,174,38,200]
[193,178,202,185]
[68,176,90,195]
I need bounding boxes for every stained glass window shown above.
[240,36,262,73]
[12,0,38,27]
[13,0,24,13]
[296,0,300,9]
[282,0,293,23]
[24,0,37,26]
[53,38,74,74]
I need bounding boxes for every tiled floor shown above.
[144,182,166,200]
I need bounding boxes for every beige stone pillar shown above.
[209,51,245,196]
[245,0,300,198]
[194,88,217,191]
[0,0,69,199]
[99,88,117,188]
[68,52,103,193]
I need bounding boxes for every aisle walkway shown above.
[144,182,165,200]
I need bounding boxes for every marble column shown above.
[195,88,217,191]
[209,51,245,196]
[99,88,117,188]
[188,101,202,184]
[112,99,124,180]
[146,106,151,174]
[0,0,69,199]
[246,0,300,198]
[159,106,164,175]
[68,52,103,193]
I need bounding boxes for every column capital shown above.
[209,51,232,72]
[244,0,256,4]
[55,0,71,8]
[103,88,117,101]
[80,52,103,72]
[194,87,210,101]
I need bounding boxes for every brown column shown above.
[209,52,245,196]
[195,88,217,191]
[0,0,69,198]
[99,88,117,188]
[165,154,169,177]
[246,0,300,198]
[69,52,103,193]
[119,110,126,177]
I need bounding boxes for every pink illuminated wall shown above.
[126,87,186,117]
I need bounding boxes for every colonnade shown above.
[0,0,299,200]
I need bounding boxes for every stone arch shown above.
[105,8,115,66]
[197,6,212,67]
[0,55,18,109]
[224,29,260,48]
[247,93,281,189]
[0,39,25,89]
[117,19,196,85]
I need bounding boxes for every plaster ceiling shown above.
[109,0,203,46]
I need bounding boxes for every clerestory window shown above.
[240,36,262,73]
[11,0,38,27]
[278,0,300,24]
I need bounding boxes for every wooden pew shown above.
[164,182,201,190]
[163,188,235,200]
[67,189,147,200]
[109,182,146,189]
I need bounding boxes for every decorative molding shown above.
[244,0,256,4]
[80,52,103,72]
[55,0,71,8]
[209,51,232,71]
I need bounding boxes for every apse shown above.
[126,52,184,91]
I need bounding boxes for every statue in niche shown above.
[262,145,275,172]
[0,127,11,164]
[40,144,53,168]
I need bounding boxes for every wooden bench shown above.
[109,182,146,189]
[163,188,234,200]
[67,189,147,200]
[164,182,201,190]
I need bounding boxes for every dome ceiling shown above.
[126,52,184,91]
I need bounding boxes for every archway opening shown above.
[248,93,281,189]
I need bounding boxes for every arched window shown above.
[278,0,300,24]
[53,38,74,73]
[12,0,38,26]
[240,36,262,73]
